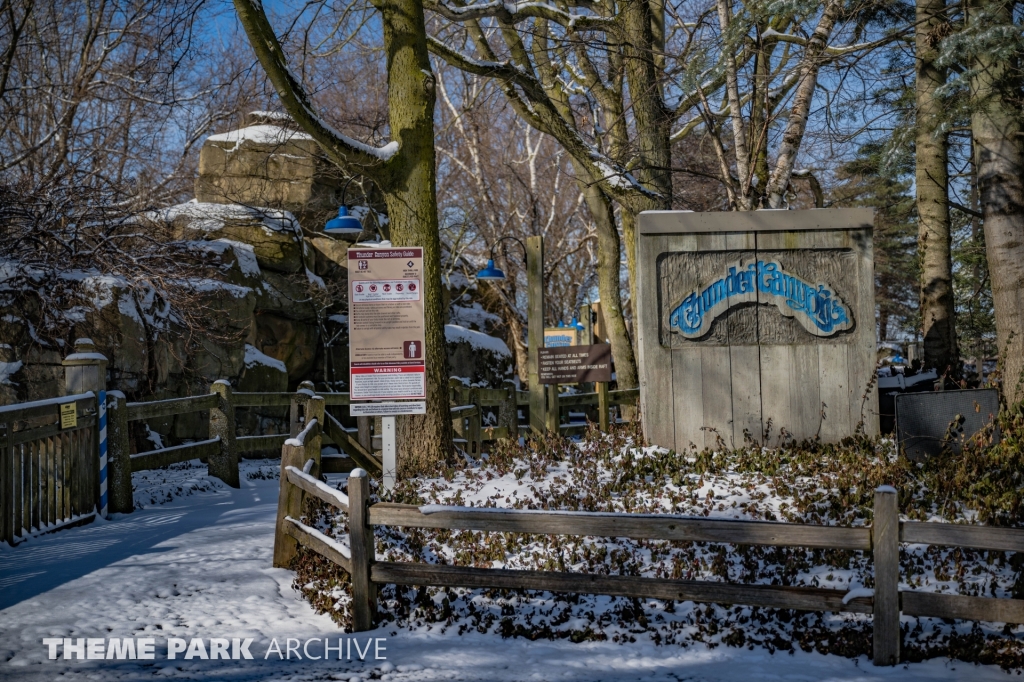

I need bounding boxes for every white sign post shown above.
[348,401,427,494]
[348,247,426,493]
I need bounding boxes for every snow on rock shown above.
[449,301,501,332]
[444,324,510,357]
[0,360,22,385]
[149,200,301,235]
[243,344,288,373]
[206,123,314,150]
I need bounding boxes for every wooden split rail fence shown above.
[275,466,1024,668]
[3,365,635,545]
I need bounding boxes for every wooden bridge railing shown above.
[0,393,100,546]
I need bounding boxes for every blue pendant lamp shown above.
[324,176,365,237]
[475,259,506,280]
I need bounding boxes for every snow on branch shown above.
[232,0,399,177]
[425,0,615,32]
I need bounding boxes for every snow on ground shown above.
[0,459,1015,681]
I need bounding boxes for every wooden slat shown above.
[11,415,97,446]
[368,504,872,550]
[902,591,1024,623]
[29,438,39,528]
[62,433,71,520]
[0,393,95,423]
[370,562,873,614]
[475,388,508,406]
[231,392,293,408]
[41,437,53,528]
[21,442,31,533]
[282,517,352,573]
[54,436,65,523]
[10,440,22,536]
[285,466,350,511]
[322,411,381,472]
[901,521,1024,552]
[130,438,221,472]
[321,455,354,474]
[610,389,640,405]
[237,434,288,454]
[555,393,599,408]
[126,394,219,422]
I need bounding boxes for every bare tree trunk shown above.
[234,0,455,473]
[969,0,1024,403]
[765,0,842,208]
[620,0,672,208]
[916,0,957,374]
[579,181,639,392]
[373,0,455,474]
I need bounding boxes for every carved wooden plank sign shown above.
[635,210,877,451]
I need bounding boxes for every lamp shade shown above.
[476,259,506,281]
[324,206,363,235]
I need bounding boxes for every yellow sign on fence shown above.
[60,402,77,429]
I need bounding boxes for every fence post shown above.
[597,381,610,432]
[498,379,518,438]
[450,379,466,445]
[545,384,559,434]
[273,442,306,568]
[2,418,14,545]
[357,417,372,453]
[62,338,107,516]
[209,380,239,488]
[873,485,900,665]
[291,381,315,437]
[106,391,133,514]
[305,395,325,478]
[348,468,376,631]
[468,387,481,455]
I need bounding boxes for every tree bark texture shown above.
[374,0,455,474]
[915,0,957,374]
[765,0,842,208]
[234,0,454,473]
[969,0,1024,403]
[620,0,672,210]
[579,180,639,392]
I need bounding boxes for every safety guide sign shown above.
[348,247,426,400]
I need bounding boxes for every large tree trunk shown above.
[915,0,957,374]
[579,181,639,392]
[374,0,455,474]
[970,0,1024,404]
[235,0,455,474]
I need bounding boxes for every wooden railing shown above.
[274,468,1024,667]
[2,375,631,544]
[0,393,100,545]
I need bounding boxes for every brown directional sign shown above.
[538,344,612,384]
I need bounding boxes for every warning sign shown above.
[538,344,612,384]
[348,247,426,400]
[60,402,77,429]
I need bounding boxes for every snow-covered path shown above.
[0,462,1012,681]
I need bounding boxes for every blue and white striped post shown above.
[98,389,108,518]
[62,339,109,519]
